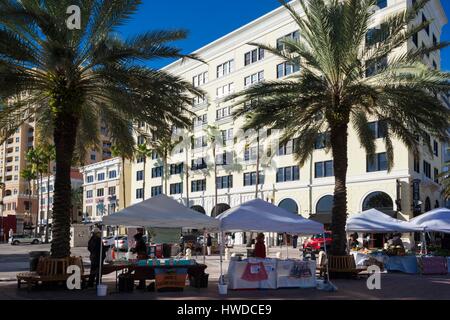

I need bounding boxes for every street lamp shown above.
[0,182,5,242]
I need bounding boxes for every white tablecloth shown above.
[227,259,316,290]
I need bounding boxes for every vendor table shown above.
[227,258,316,290]
[384,256,418,274]
[102,262,207,287]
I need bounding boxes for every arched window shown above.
[4,189,12,196]
[211,203,230,217]
[191,205,206,215]
[362,191,393,214]
[278,198,298,214]
[316,195,333,214]
[425,197,431,212]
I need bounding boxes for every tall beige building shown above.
[128,0,446,245]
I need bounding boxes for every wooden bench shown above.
[17,256,88,291]
[319,255,368,278]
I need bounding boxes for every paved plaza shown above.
[0,243,449,300]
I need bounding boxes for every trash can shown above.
[29,251,50,271]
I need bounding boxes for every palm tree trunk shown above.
[121,156,126,209]
[28,181,32,233]
[45,161,50,243]
[142,157,146,201]
[51,111,79,258]
[163,151,168,195]
[329,122,349,256]
[38,173,43,238]
[213,145,218,217]
[185,153,189,207]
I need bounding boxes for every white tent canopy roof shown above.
[410,208,450,233]
[216,199,324,234]
[346,208,423,233]
[102,194,219,230]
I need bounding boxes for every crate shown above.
[189,273,209,288]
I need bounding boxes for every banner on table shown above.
[154,268,187,290]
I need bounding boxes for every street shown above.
[1,243,450,299]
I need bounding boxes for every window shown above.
[276,30,300,51]
[217,60,234,78]
[216,152,232,165]
[136,188,144,199]
[366,24,389,47]
[86,190,93,199]
[151,151,159,160]
[151,166,163,178]
[434,168,439,184]
[151,186,162,197]
[192,136,208,149]
[244,146,262,161]
[244,71,264,87]
[376,0,387,9]
[90,154,96,161]
[191,158,207,170]
[216,106,232,120]
[170,183,183,195]
[97,173,105,181]
[243,171,264,186]
[433,140,439,157]
[97,188,104,197]
[193,95,206,106]
[136,170,144,181]
[314,133,329,149]
[315,161,334,178]
[414,156,420,173]
[423,161,431,178]
[109,170,117,179]
[216,83,234,98]
[192,71,208,87]
[277,62,300,78]
[221,129,233,143]
[191,179,206,192]
[169,163,184,175]
[366,56,388,77]
[244,48,264,66]
[368,120,387,139]
[108,187,116,196]
[277,138,298,156]
[367,152,388,172]
[216,175,233,189]
[276,166,300,182]
[194,114,207,127]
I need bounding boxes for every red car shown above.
[303,232,332,251]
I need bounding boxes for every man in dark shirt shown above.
[87,228,106,287]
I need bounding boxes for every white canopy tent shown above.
[410,208,450,233]
[102,194,219,230]
[346,208,423,233]
[216,199,324,234]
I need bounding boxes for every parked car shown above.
[303,232,332,252]
[9,234,41,245]
[102,236,116,247]
[115,236,128,251]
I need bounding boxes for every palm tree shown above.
[25,148,46,237]
[0,1,201,258]
[150,135,177,195]
[230,0,450,255]
[135,143,152,201]
[111,144,134,210]
[41,145,55,243]
[176,130,193,206]
[20,167,37,235]
[204,125,221,217]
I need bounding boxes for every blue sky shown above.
[119,0,450,70]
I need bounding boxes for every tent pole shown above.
[219,230,224,284]
[98,226,103,286]
[203,228,206,265]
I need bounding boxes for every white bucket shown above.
[97,284,108,297]
[218,284,228,295]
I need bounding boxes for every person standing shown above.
[87,228,106,288]
[292,235,298,249]
[254,233,266,259]
[131,232,148,289]
[206,234,212,256]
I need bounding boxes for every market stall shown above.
[101,194,219,291]
[217,199,324,290]
[346,208,424,273]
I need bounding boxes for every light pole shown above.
[0,182,5,242]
